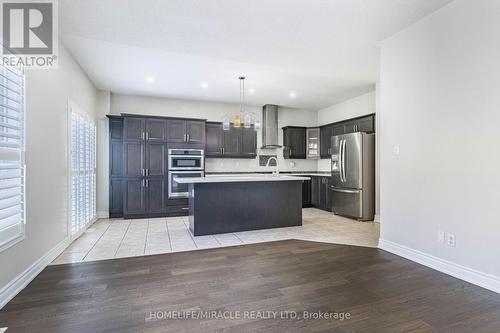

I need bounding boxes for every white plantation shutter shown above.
[0,63,25,252]
[70,110,96,237]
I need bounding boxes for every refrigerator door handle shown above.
[342,139,347,183]
[330,187,360,194]
[338,139,344,182]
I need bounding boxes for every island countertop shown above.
[175,174,310,184]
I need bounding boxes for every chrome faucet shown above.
[265,157,279,176]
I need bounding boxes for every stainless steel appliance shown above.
[168,149,204,198]
[331,132,375,221]
[168,149,204,170]
[168,170,204,198]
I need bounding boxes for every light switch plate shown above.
[438,230,445,243]
[393,145,400,155]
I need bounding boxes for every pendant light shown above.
[223,76,257,131]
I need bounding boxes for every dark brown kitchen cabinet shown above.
[206,123,257,158]
[145,142,166,176]
[167,119,206,144]
[124,117,145,141]
[123,142,145,177]
[123,178,146,216]
[186,121,205,143]
[109,179,123,218]
[241,127,257,157]
[311,176,320,207]
[206,122,223,156]
[302,178,312,207]
[320,125,334,158]
[166,119,186,142]
[222,126,241,156]
[146,178,166,214]
[146,118,167,141]
[319,114,375,158]
[282,126,306,159]
[309,176,332,211]
[357,115,375,132]
[110,117,124,141]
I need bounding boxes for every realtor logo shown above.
[1,0,58,68]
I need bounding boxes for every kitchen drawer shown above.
[166,204,189,216]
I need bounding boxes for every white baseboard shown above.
[0,237,70,309]
[97,211,109,219]
[379,239,500,294]
[374,214,380,223]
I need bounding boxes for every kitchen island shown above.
[176,175,309,236]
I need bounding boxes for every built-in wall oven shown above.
[168,149,204,198]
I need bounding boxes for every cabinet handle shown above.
[183,134,187,142]
[146,179,149,187]
[187,134,190,142]
[146,168,149,176]
[146,132,149,140]
[181,207,189,211]
[141,179,145,187]
[142,132,145,140]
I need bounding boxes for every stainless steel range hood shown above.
[261,104,282,149]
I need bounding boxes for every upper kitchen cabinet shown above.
[282,126,306,159]
[167,119,206,144]
[356,115,375,133]
[123,117,145,141]
[206,123,257,158]
[319,114,375,158]
[306,128,320,159]
[320,125,334,158]
[222,126,242,157]
[109,117,124,141]
[186,120,205,143]
[145,118,167,141]
[205,122,224,156]
[241,127,257,157]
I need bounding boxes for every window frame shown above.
[0,63,26,253]
[67,101,97,241]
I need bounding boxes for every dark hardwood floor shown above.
[1,240,500,332]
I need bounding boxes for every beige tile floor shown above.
[50,208,380,265]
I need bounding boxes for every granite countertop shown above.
[175,174,311,184]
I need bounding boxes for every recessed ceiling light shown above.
[289,92,297,98]
[200,82,208,89]
[248,88,256,94]
[145,76,155,83]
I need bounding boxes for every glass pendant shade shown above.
[222,115,230,131]
[233,114,241,128]
[254,117,261,130]
[243,113,252,128]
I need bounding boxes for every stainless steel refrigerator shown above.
[331,132,375,221]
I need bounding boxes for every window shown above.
[70,109,96,238]
[0,63,25,252]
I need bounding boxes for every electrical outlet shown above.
[437,230,445,244]
[447,234,456,247]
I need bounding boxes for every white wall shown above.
[0,44,100,303]
[379,0,500,289]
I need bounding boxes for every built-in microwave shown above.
[168,149,204,170]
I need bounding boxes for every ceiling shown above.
[60,0,454,110]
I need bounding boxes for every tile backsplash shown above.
[205,149,319,173]
[259,155,277,166]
